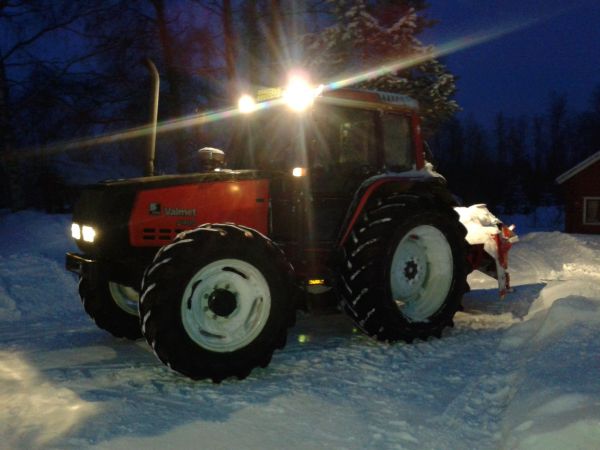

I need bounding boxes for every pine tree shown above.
[547,92,568,177]
[303,0,458,132]
[494,112,507,166]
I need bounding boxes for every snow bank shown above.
[0,212,79,322]
[0,210,77,262]
[486,228,600,450]
[498,286,600,449]
[509,231,600,284]
[0,210,599,450]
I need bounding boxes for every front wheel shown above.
[339,195,469,342]
[139,224,295,382]
[79,276,142,339]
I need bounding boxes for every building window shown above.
[583,197,600,225]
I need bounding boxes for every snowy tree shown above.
[303,0,458,132]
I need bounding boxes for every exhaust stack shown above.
[143,58,159,177]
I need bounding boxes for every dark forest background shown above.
[434,89,600,214]
[1,1,598,213]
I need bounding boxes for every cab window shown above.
[309,106,377,170]
[382,114,413,170]
[233,109,307,170]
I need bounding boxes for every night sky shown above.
[2,1,598,130]
[424,0,600,126]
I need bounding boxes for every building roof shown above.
[556,150,600,184]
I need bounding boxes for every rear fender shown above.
[337,171,452,247]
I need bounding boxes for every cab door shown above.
[307,106,380,243]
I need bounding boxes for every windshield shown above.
[234,104,377,170]
[230,107,303,170]
[232,103,413,172]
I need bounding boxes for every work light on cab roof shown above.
[282,74,324,111]
[237,73,324,114]
[237,94,257,114]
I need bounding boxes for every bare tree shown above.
[222,0,237,85]
[0,1,106,209]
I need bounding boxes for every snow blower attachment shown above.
[456,204,519,297]
[66,74,517,382]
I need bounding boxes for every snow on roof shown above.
[373,91,419,109]
[320,88,419,111]
[556,150,600,184]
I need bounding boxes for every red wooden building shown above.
[556,150,600,234]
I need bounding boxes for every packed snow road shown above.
[0,211,599,450]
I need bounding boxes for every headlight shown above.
[72,223,96,243]
[71,223,81,240]
[81,225,96,243]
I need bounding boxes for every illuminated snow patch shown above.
[0,351,98,448]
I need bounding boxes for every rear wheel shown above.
[79,276,142,339]
[339,193,469,342]
[140,224,295,382]
[390,224,454,322]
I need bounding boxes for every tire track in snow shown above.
[432,336,519,449]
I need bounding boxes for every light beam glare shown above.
[8,98,285,163]
[323,15,553,92]
[8,9,571,163]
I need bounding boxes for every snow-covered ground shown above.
[0,210,599,450]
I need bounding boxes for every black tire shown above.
[338,192,469,342]
[79,276,142,340]
[139,223,295,382]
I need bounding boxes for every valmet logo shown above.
[148,203,196,217]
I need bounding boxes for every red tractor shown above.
[66,77,515,382]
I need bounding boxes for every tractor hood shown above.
[71,170,270,259]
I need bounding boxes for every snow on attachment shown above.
[455,204,519,297]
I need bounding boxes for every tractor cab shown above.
[232,85,422,178]
[227,83,431,265]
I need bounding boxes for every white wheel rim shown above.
[181,259,271,353]
[108,282,140,316]
[390,225,453,322]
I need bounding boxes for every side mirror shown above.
[423,141,437,168]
